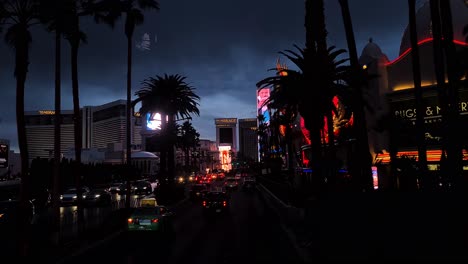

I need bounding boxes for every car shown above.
[224,178,238,190]
[117,183,133,195]
[0,199,36,228]
[60,187,90,205]
[108,183,122,194]
[202,191,230,215]
[83,189,112,207]
[242,178,256,192]
[189,184,209,201]
[127,205,175,236]
[134,181,152,195]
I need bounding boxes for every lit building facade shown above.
[238,118,258,162]
[25,100,142,162]
[358,0,468,188]
[215,118,237,171]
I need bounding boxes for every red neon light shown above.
[385,38,468,66]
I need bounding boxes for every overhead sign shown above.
[0,143,8,168]
[215,118,237,126]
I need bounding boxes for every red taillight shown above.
[202,201,206,206]
[152,218,159,223]
[223,201,227,207]
[128,218,133,223]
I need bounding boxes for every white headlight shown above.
[95,194,100,198]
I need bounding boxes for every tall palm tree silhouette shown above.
[408,0,429,189]
[0,0,40,257]
[38,0,76,244]
[338,0,373,191]
[94,0,159,208]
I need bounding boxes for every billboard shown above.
[257,88,270,125]
[145,112,163,131]
[219,145,232,171]
[0,143,8,168]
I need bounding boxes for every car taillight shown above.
[128,218,133,224]
[152,218,159,223]
[202,201,206,206]
[223,201,227,207]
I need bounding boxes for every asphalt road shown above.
[66,183,303,264]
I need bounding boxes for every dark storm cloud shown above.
[1,0,416,150]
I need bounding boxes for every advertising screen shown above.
[146,112,162,131]
[0,143,8,168]
[257,88,270,125]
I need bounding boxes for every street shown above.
[64,183,303,264]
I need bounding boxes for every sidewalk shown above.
[257,179,468,261]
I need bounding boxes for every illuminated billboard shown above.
[218,145,232,171]
[0,143,8,168]
[257,88,270,124]
[145,112,162,131]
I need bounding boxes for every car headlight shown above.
[83,195,86,198]
[95,194,100,198]
[73,195,77,199]
[60,195,63,200]
[143,187,147,189]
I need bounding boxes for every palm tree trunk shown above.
[439,0,463,191]
[408,0,428,190]
[168,117,176,182]
[16,37,31,258]
[126,34,132,209]
[429,0,450,187]
[71,35,84,234]
[326,111,336,189]
[184,148,190,172]
[52,30,62,245]
[304,0,323,196]
[338,0,373,192]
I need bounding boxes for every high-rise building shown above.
[238,118,258,162]
[25,100,142,162]
[215,118,237,171]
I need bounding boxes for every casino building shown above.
[357,0,468,187]
[25,99,142,162]
[238,118,259,162]
[257,0,468,189]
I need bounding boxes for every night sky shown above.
[1,0,423,151]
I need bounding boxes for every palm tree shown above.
[0,0,40,256]
[178,121,200,173]
[61,0,107,235]
[257,45,351,193]
[94,0,159,208]
[338,0,373,192]
[439,0,463,191]
[408,0,429,190]
[135,74,200,183]
[38,0,77,242]
[429,0,450,187]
